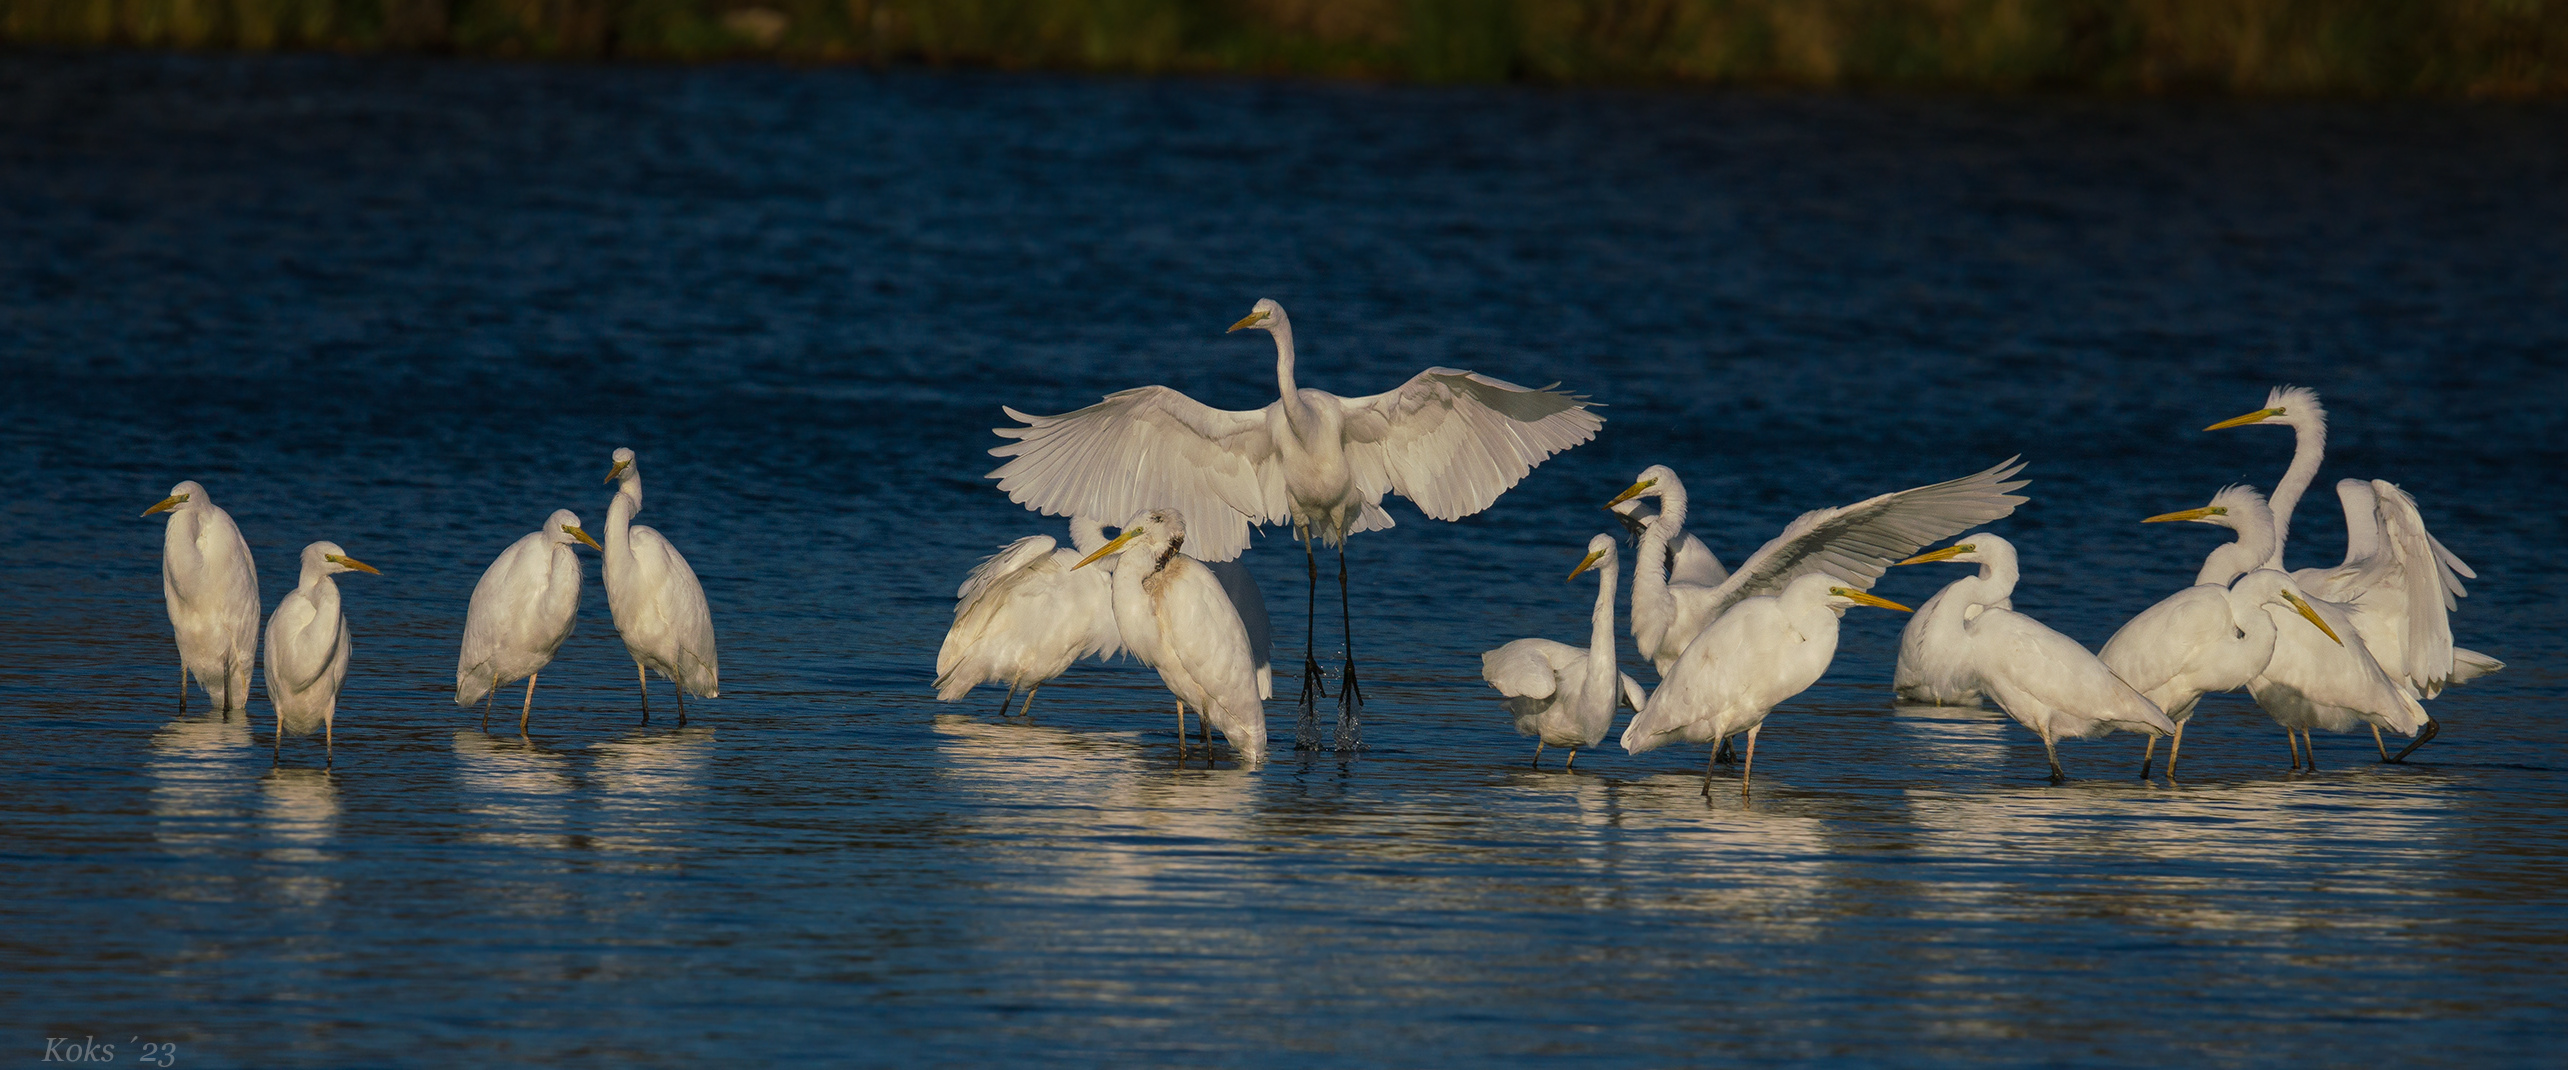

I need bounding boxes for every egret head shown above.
[1568,533,1619,581]
[1605,464,1679,509]
[604,447,637,484]
[142,480,208,518]
[1074,508,1186,570]
[1896,532,2013,568]
[2143,484,2266,530]
[2233,570,2343,645]
[548,508,602,551]
[303,541,381,576]
[1787,573,1910,615]
[2205,385,2325,433]
[1227,298,1286,335]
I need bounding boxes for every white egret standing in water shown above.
[602,448,719,724]
[1621,573,1912,794]
[456,509,602,732]
[937,518,1123,719]
[989,298,1602,753]
[1075,509,1267,766]
[2101,487,2346,777]
[1482,534,1649,771]
[264,541,378,766]
[143,481,261,714]
[1893,535,2176,782]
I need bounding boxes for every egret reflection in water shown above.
[451,729,579,851]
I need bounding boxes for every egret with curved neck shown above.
[144,481,262,715]
[603,448,720,725]
[1481,534,1648,771]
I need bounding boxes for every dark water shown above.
[4,51,2566,1065]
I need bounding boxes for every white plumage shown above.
[602,447,719,723]
[263,541,378,765]
[1608,459,2031,677]
[1609,494,1727,588]
[1895,535,2175,782]
[1482,534,1649,771]
[144,480,262,712]
[1621,572,1912,793]
[456,508,601,731]
[936,518,1123,715]
[1076,509,1267,765]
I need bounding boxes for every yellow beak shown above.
[1568,547,1609,581]
[2142,506,2224,524]
[1831,587,1912,613]
[564,525,603,551]
[326,553,382,575]
[1604,478,1657,508]
[1074,529,1141,570]
[603,460,630,483]
[2280,590,2341,645]
[142,494,188,517]
[1896,544,1973,566]
[2205,406,2284,431]
[1227,312,1265,333]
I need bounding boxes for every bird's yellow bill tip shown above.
[141,494,187,517]
[2204,407,2283,432]
[1604,478,1657,508]
[327,554,382,575]
[1568,548,1609,581]
[1832,587,1912,613]
[1226,311,1264,333]
[2142,506,2218,524]
[564,524,603,551]
[1073,529,1139,570]
[602,460,630,483]
[2281,590,2341,645]
[1896,544,1972,566]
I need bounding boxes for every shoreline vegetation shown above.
[3,0,2563,95]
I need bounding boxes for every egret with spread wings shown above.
[989,298,1602,753]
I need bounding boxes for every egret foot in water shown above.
[1334,660,1365,752]
[2391,718,2439,763]
[1295,655,1327,751]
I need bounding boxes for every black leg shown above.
[1295,531,1325,751]
[178,663,189,714]
[1334,539,1364,752]
[2391,718,2439,763]
[676,687,688,728]
[996,683,1019,717]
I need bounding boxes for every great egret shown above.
[1894,535,2176,782]
[1621,572,1911,794]
[456,509,602,732]
[1609,494,1726,588]
[264,541,379,765]
[602,448,719,724]
[1606,458,2030,677]
[989,298,1602,752]
[1481,534,1650,771]
[2100,488,2346,778]
[1074,509,1267,766]
[2245,583,2428,771]
[143,481,261,713]
[936,517,1123,719]
[2207,387,2503,750]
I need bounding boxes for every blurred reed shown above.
[2,0,2562,94]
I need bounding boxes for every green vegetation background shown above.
[4,0,2563,94]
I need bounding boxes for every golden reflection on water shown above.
[257,767,340,911]
[149,712,257,858]
[450,729,578,850]
[592,725,715,857]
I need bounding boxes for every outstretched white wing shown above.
[1338,369,1602,522]
[1707,457,2032,615]
[2369,479,2477,695]
[987,387,1286,561]
[1482,638,1573,701]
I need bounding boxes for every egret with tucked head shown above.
[265,541,379,766]
[143,481,262,714]
[457,509,602,732]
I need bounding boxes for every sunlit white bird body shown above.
[1892,560,2010,707]
[2245,588,2428,769]
[1896,535,2175,781]
[456,509,601,731]
[1077,510,1267,765]
[990,298,1601,751]
[1621,572,1911,793]
[602,448,719,722]
[937,518,1123,715]
[144,481,262,712]
[1482,534,1649,770]
[2100,487,2303,774]
[264,541,378,764]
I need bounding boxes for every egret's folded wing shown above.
[1669,532,1729,587]
[2373,480,2471,604]
[1338,369,1601,521]
[1482,639,1571,700]
[2098,584,2233,698]
[2370,480,2459,691]
[988,387,1282,562]
[631,526,720,688]
[955,535,1057,610]
[1709,457,2031,614]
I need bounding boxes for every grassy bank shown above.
[4,0,2563,94]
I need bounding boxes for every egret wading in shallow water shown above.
[2207,386,2502,759]
[144,481,261,714]
[988,298,1601,753]
[1622,572,1911,795]
[1075,509,1267,766]
[1482,534,1649,771]
[264,541,378,766]
[602,448,719,724]
[1894,535,2175,783]
[2100,487,2346,778]
[937,518,1123,719]
[456,509,602,733]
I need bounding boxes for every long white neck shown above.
[1969,548,2020,608]
[2196,507,2278,587]
[1583,550,1620,699]
[605,475,642,579]
[2264,417,2326,570]
[1629,513,1673,651]
[1268,314,1314,429]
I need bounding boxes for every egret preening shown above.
[937,517,1123,719]
[1606,458,2030,677]
[456,509,602,733]
[1481,534,1649,772]
[1894,536,2176,783]
[1609,493,1726,588]
[1621,572,1912,795]
[1074,509,1267,766]
[264,541,378,766]
[602,448,719,724]
[989,299,1601,753]
[143,481,261,714]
